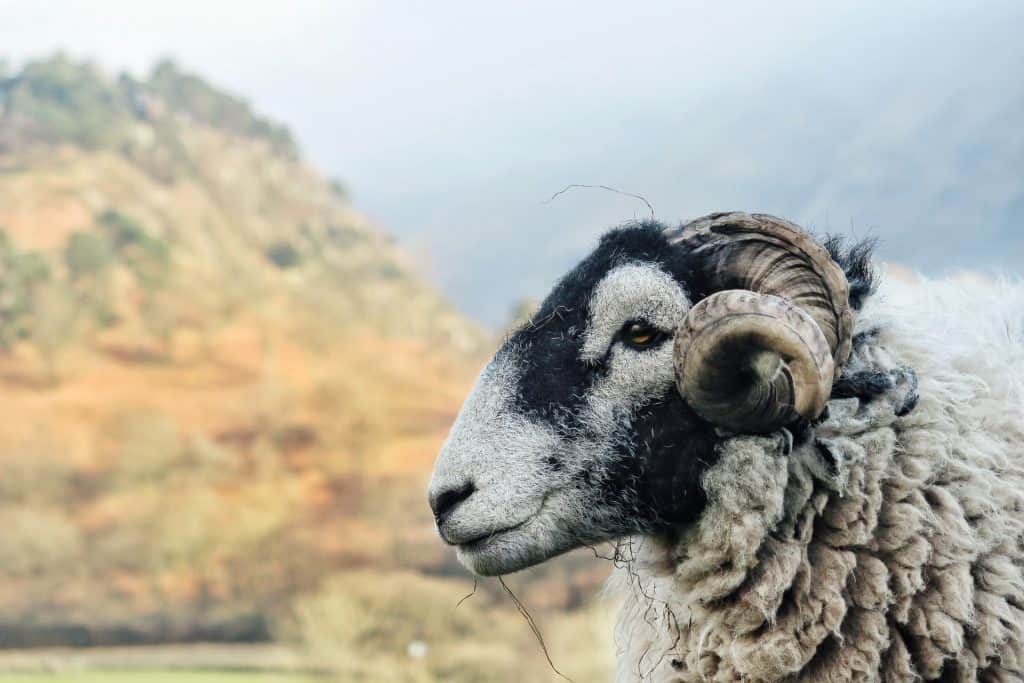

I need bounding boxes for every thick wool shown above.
[612,274,1024,682]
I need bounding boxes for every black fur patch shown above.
[604,392,721,532]
[822,234,878,310]
[832,369,896,400]
[508,222,700,425]
[832,366,920,416]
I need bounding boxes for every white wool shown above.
[868,270,1024,407]
[612,274,1024,682]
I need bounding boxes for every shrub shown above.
[266,240,303,270]
[328,178,348,200]
[0,432,76,505]
[287,570,524,682]
[103,412,235,490]
[105,412,184,487]
[378,261,406,281]
[286,569,617,682]
[0,230,51,349]
[96,209,171,288]
[30,281,83,384]
[64,231,113,279]
[147,59,298,159]
[324,224,366,249]
[6,55,134,149]
[96,209,148,249]
[0,506,82,577]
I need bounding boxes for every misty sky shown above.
[4,1,1023,325]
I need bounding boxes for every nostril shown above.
[430,481,476,521]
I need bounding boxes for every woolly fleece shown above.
[612,274,1024,682]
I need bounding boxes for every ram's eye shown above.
[623,322,662,350]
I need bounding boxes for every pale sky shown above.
[3,1,1023,324]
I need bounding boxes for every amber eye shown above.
[623,322,661,349]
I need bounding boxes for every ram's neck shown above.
[611,334,915,681]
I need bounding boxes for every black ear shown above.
[832,366,919,415]
[822,235,878,310]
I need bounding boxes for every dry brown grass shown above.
[287,569,616,683]
[0,84,611,673]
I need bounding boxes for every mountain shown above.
[0,55,492,646]
[0,55,483,354]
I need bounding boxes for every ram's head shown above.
[428,212,854,576]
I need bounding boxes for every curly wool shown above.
[612,274,1024,682]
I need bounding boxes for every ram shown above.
[428,212,1024,682]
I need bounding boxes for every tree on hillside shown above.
[7,55,134,149]
[97,209,171,288]
[266,240,302,270]
[65,231,113,278]
[0,231,51,351]
[64,230,117,328]
[147,59,298,159]
[328,178,349,200]
[93,210,180,355]
[31,281,81,386]
[97,208,149,249]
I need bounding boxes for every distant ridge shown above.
[0,54,485,354]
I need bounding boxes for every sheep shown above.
[427,212,1024,681]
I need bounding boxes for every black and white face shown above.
[428,224,721,576]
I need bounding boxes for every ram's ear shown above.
[665,213,853,434]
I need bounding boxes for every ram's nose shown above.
[428,480,476,524]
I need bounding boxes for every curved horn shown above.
[667,213,853,433]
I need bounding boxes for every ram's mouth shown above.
[439,490,552,547]
[455,519,529,551]
[448,492,567,576]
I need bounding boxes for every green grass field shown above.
[0,674,317,683]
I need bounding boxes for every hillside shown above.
[0,55,488,641]
[0,56,617,683]
[0,55,482,353]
